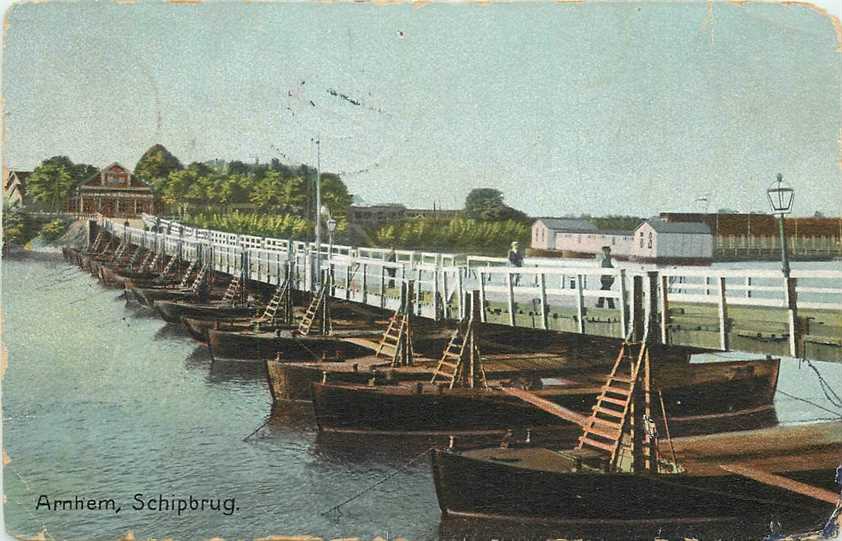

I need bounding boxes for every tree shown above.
[27,162,74,211]
[134,144,183,187]
[464,188,527,222]
[319,173,353,218]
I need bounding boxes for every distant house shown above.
[66,163,156,218]
[348,204,461,228]
[348,204,407,228]
[4,170,32,208]
[632,219,712,263]
[531,218,598,250]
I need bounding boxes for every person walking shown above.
[596,246,615,309]
[507,241,523,286]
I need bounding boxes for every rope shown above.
[776,389,842,419]
[801,358,842,409]
[242,416,271,441]
[320,446,434,517]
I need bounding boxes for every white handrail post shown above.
[575,274,585,334]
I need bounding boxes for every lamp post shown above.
[766,173,794,277]
[767,173,799,357]
[327,216,337,266]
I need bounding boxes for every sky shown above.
[2,1,841,217]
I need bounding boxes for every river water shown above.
[2,252,841,540]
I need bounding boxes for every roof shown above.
[533,218,598,232]
[639,219,711,235]
[78,162,151,190]
[5,170,31,190]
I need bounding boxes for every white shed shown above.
[531,218,597,251]
[633,219,713,263]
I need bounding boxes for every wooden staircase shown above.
[109,240,127,262]
[222,275,242,303]
[255,278,293,326]
[144,252,161,273]
[178,260,198,288]
[376,282,415,367]
[87,231,105,254]
[189,264,208,294]
[298,283,329,336]
[139,251,154,270]
[430,317,487,389]
[576,341,656,472]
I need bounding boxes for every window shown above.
[648,232,653,249]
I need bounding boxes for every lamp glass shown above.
[327,218,337,233]
[767,179,794,215]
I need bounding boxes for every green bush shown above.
[39,219,67,241]
[183,211,331,240]
[372,217,529,256]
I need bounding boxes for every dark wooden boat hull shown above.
[130,287,194,307]
[430,448,834,533]
[208,328,374,362]
[99,265,158,287]
[181,316,259,344]
[312,359,780,435]
[154,300,260,324]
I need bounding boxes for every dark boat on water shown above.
[430,339,842,536]
[154,299,262,324]
[98,264,159,288]
[431,420,842,536]
[312,356,781,436]
[181,316,262,343]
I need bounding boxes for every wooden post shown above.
[717,276,729,351]
[457,268,465,320]
[506,271,516,327]
[441,270,449,319]
[645,272,659,342]
[538,272,548,330]
[575,274,585,334]
[785,276,799,357]
[380,265,386,309]
[619,269,628,338]
[631,275,645,342]
[362,263,369,304]
[478,272,487,323]
[345,263,351,300]
[433,269,441,321]
[659,274,670,345]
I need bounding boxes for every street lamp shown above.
[766,173,794,277]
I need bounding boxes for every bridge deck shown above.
[93,216,842,363]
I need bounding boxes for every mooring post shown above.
[618,269,628,338]
[631,274,644,342]
[575,274,585,334]
[659,273,670,345]
[717,275,729,351]
[645,271,659,341]
[538,272,548,330]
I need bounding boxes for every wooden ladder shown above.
[222,275,241,303]
[88,231,105,253]
[178,260,198,288]
[144,252,161,272]
[576,341,649,471]
[109,240,126,261]
[127,246,143,266]
[298,284,327,336]
[189,264,208,293]
[375,281,415,367]
[430,318,487,389]
[159,256,177,278]
[139,251,154,270]
[255,278,293,326]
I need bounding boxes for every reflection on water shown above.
[2,254,840,541]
